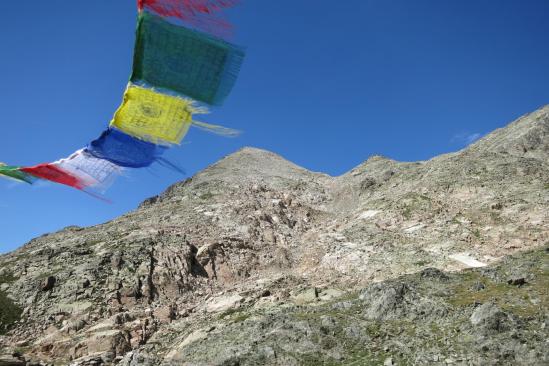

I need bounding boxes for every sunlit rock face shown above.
[0,105,547,365]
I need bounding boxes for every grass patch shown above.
[233,313,251,323]
[400,192,432,219]
[0,272,16,284]
[0,290,22,335]
[199,191,215,200]
[447,263,548,318]
[219,307,240,319]
[85,239,103,246]
[219,307,251,322]
[472,228,481,238]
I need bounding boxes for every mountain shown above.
[0,105,547,366]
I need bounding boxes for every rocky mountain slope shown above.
[0,105,547,365]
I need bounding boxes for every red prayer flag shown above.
[20,164,87,190]
[138,0,238,37]
[138,0,238,15]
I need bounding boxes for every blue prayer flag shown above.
[86,128,167,169]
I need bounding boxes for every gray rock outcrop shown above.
[0,105,548,365]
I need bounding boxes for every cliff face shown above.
[0,106,547,366]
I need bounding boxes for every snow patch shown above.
[359,210,380,219]
[449,253,487,268]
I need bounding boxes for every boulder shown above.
[40,276,56,291]
[470,303,512,333]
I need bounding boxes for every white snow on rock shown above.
[449,253,487,268]
[359,210,381,219]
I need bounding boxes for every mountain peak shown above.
[191,146,329,187]
[139,146,330,207]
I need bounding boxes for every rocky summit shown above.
[0,106,548,366]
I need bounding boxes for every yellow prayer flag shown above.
[110,85,207,145]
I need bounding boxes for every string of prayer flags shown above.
[1,0,245,198]
[131,11,245,105]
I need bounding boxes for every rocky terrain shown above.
[0,105,547,365]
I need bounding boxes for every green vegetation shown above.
[292,350,389,366]
[448,252,548,318]
[199,191,215,200]
[472,228,481,238]
[399,192,432,219]
[232,313,251,323]
[219,307,251,323]
[219,307,240,319]
[0,290,22,335]
[0,270,21,334]
[0,271,16,284]
[85,239,103,246]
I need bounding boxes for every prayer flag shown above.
[87,128,168,168]
[138,0,238,37]
[110,85,205,145]
[55,150,123,192]
[138,0,238,16]
[131,11,245,105]
[20,164,86,190]
[0,163,36,184]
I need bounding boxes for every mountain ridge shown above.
[0,105,547,365]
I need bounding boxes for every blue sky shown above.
[1,0,548,253]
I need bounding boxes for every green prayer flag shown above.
[131,11,245,106]
[0,165,36,184]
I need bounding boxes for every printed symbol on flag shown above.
[140,102,162,118]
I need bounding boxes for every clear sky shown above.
[1,0,548,253]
